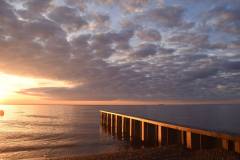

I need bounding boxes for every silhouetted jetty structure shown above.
[100,110,240,154]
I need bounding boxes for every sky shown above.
[0,0,240,105]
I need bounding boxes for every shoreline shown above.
[50,145,239,160]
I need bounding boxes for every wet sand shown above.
[51,145,239,160]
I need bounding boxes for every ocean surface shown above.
[0,104,240,159]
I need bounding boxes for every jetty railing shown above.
[100,110,240,153]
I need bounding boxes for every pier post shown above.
[235,141,240,153]
[129,119,132,141]
[158,125,162,145]
[222,139,228,150]
[106,113,108,127]
[122,117,125,138]
[115,115,118,135]
[103,113,105,125]
[141,121,145,142]
[186,131,192,149]
[110,114,113,134]
[102,113,104,125]
[105,113,107,126]
[102,112,105,125]
[200,135,202,150]
[181,131,184,145]
[166,128,169,145]
[101,112,103,125]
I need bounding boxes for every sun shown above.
[0,75,19,101]
[0,87,9,100]
[0,74,28,101]
[0,72,75,102]
[0,85,13,101]
[0,73,41,101]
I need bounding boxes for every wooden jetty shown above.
[100,110,240,153]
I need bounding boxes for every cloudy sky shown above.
[0,0,240,104]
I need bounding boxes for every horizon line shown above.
[1,100,240,106]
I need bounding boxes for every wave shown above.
[24,114,59,119]
[0,142,79,153]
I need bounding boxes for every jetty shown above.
[100,110,240,154]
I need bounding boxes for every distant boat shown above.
[0,110,4,116]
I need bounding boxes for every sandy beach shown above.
[51,145,239,160]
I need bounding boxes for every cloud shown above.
[132,43,158,58]
[168,32,228,53]
[136,6,185,27]
[65,0,87,11]
[86,29,134,58]
[224,61,240,71]
[0,0,19,32]
[116,0,149,13]
[95,0,151,13]
[0,0,240,101]
[158,47,175,54]
[169,33,208,47]
[183,68,219,82]
[87,13,110,31]
[18,0,52,19]
[203,3,240,34]
[48,6,87,32]
[136,29,161,42]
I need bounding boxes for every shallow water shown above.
[0,104,239,159]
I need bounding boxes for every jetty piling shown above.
[100,110,240,154]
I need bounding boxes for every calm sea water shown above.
[0,104,240,159]
[0,105,127,160]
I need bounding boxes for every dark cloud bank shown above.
[0,0,240,101]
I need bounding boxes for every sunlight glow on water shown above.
[0,105,125,159]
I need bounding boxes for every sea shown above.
[0,104,239,159]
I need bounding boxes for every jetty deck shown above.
[100,110,240,154]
